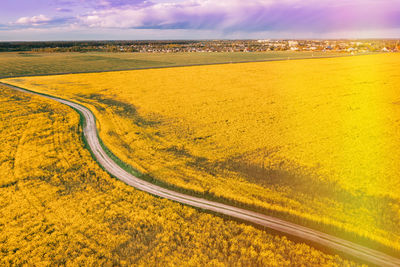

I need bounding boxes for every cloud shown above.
[4,0,400,38]
[75,0,400,33]
[11,15,75,29]
[54,0,149,9]
[95,0,149,8]
[15,15,52,26]
[56,8,73,13]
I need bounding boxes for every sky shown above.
[1,0,400,41]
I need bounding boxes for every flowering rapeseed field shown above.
[0,85,357,265]
[3,53,400,252]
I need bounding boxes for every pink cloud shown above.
[4,0,400,39]
[15,15,52,26]
[76,0,400,33]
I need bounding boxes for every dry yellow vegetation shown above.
[0,85,358,265]
[3,53,400,253]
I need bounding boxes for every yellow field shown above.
[3,53,400,252]
[0,85,358,265]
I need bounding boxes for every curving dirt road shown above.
[3,82,400,267]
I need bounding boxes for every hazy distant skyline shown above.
[1,0,400,41]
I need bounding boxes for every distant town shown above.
[1,39,399,53]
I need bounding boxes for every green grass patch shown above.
[0,51,353,78]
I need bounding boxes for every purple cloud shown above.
[56,8,73,13]
[2,0,400,39]
[56,0,149,9]
[75,0,400,33]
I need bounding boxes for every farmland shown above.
[0,51,347,78]
[0,84,359,265]
[3,53,400,255]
